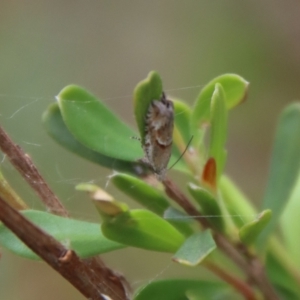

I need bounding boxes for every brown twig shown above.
[0,195,129,300]
[163,178,280,300]
[0,126,68,216]
[204,261,257,300]
[0,126,131,299]
[163,177,210,228]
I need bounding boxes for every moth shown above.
[142,92,174,181]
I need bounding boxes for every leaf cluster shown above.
[1,72,300,299]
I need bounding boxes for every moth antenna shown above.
[168,135,194,170]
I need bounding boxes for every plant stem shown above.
[163,177,210,228]
[163,178,280,300]
[0,126,67,216]
[205,261,258,300]
[0,126,131,300]
[0,195,128,300]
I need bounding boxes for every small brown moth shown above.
[142,92,174,181]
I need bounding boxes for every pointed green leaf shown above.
[111,173,193,236]
[77,179,192,243]
[57,85,143,161]
[133,71,163,143]
[101,209,185,253]
[188,183,224,232]
[0,210,124,260]
[259,103,300,246]
[191,74,249,130]
[173,99,192,145]
[43,103,142,174]
[281,173,300,268]
[173,230,216,266]
[111,173,169,215]
[239,209,272,245]
[134,279,225,300]
[209,84,228,180]
[170,99,197,173]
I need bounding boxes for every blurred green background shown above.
[1,1,300,299]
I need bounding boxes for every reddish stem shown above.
[205,262,257,300]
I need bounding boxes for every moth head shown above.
[149,93,174,126]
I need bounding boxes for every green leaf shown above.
[170,99,196,174]
[57,85,143,161]
[185,290,206,300]
[163,207,195,236]
[209,84,228,180]
[164,207,193,223]
[133,71,163,143]
[188,183,224,232]
[132,72,189,173]
[169,144,190,173]
[266,252,300,299]
[173,99,192,145]
[191,74,249,130]
[0,210,124,260]
[101,209,185,253]
[133,279,226,300]
[111,173,193,236]
[275,288,300,300]
[173,230,216,266]
[186,289,236,300]
[281,173,300,268]
[111,173,170,215]
[220,175,256,228]
[43,103,142,174]
[259,103,300,247]
[239,209,272,245]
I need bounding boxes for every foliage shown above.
[1,71,300,299]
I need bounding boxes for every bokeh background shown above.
[1,1,300,299]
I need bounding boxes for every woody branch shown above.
[0,126,130,300]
